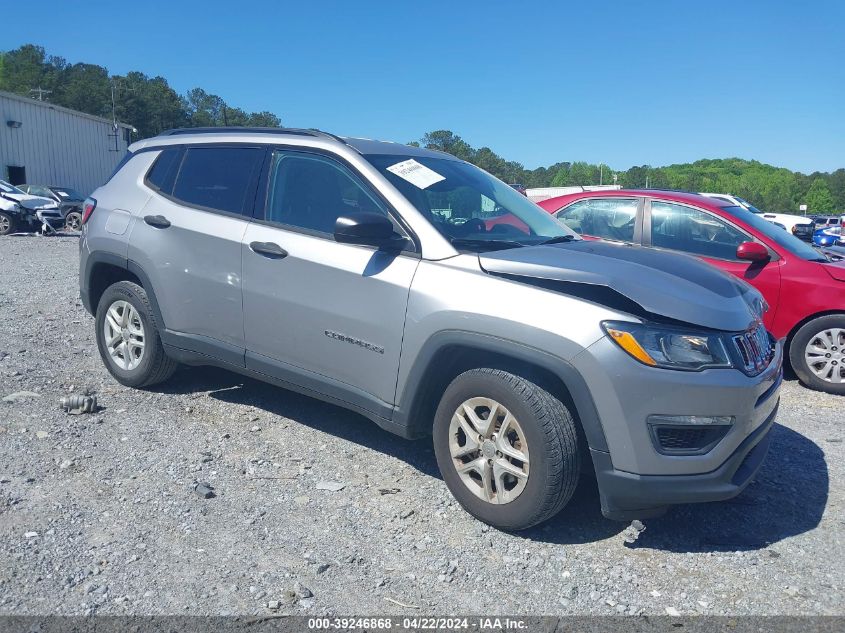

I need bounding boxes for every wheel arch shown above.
[83,254,166,330]
[393,331,608,452]
[784,309,845,354]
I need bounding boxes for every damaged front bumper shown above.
[592,402,777,520]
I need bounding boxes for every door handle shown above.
[249,241,288,259]
[144,214,171,229]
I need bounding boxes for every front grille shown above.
[732,324,774,376]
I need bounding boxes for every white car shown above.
[0,180,64,235]
[699,192,815,241]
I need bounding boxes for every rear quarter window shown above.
[145,147,183,194]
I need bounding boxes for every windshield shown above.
[366,154,577,250]
[0,180,25,195]
[721,206,825,261]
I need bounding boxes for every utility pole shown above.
[29,87,52,101]
[600,164,604,185]
[109,78,136,152]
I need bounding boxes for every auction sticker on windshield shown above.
[386,159,445,189]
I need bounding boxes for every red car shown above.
[540,189,845,394]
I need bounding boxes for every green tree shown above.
[420,130,474,161]
[804,178,835,213]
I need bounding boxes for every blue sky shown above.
[6,1,845,173]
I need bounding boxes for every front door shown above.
[241,149,419,412]
[645,199,782,330]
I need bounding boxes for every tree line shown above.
[0,45,280,139]
[414,131,845,215]
[1,44,842,214]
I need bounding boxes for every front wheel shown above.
[65,211,83,232]
[432,368,581,531]
[0,212,15,236]
[789,315,845,394]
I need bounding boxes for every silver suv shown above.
[79,128,782,530]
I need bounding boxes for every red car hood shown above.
[823,260,845,282]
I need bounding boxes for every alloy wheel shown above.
[65,212,82,232]
[448,396,530,504]
[103,300,145,371]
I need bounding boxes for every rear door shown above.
[554,197,644,244]
[127,144,265,363]
[644,199,782,329]
[241,149,419,412]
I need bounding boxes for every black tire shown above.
[789,314,845,395]
[0,211,15,236]
[432,368,580,531]
[65,211,83,232]
[95,281,178,388]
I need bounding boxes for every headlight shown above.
[602,321,732,371]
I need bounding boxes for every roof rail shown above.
[157,127,350,146]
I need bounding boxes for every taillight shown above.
[81,197,97,225]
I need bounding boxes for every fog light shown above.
[647,415,734,455]
[647,414,734,426]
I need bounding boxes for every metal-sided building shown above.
[0,90,133,196]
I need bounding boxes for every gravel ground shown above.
[0,234,843,617]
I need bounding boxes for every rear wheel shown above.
[0,212,15,236]
[433,368,581,531]
[95,281,178,388]
[789,314,845,395]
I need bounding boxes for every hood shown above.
[479,240,763,332]
[0,192,58,210]
[822,258,845,281]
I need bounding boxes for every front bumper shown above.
[571,333,783,520]
[592,401,777,520]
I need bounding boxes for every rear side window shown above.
[171,146,264,215]
[145,148,182,193]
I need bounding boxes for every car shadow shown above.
[154,365,442,479]
[155,366,829,552]
[526,423,829,552]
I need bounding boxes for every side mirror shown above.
[736,241,770,262]
[334,212,406,250]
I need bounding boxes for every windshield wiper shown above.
[449,237,527,251]
[538,235,577,245]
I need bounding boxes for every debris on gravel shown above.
[0,235,843,617]
[193,482,216,499]
[315,481,345,492]
[622,520,646,544]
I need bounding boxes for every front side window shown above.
[171,146,264,215]
[651,201,748,260]
[557,198,638,242]
[365,154,576,251]
[265,151,389,235]
[720,205,826,261]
